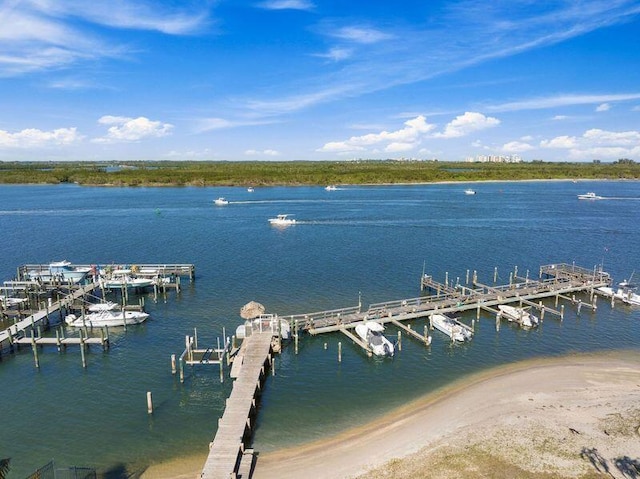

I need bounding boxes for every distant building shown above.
[465,154,523,163]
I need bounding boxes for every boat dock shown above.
[200,330,274,479]
[1,262,195,362]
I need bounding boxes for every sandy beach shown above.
[142,351,640,479]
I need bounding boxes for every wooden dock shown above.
[275,263,610,340]
[200,331,274,479]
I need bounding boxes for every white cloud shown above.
[328,26,394,44]
[93,116,173,143]
[317,115,435,153]
[520,135,534,141]
[195,117,277,132]
[502,141,533,153]
[0,127,83,148]
[552,115,569,121]
[314,47,352,62]
[434,112,500,139]
[540,128,640,160]
[245,149,280,156]
[257,0,315,11]
[385,142,416,153]
[595,103,611,112]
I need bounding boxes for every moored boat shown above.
[354,321,394,356]
[87,301,120,312]
[27,261,91,284]
[101,270,155,289]
[65,310,149,327]
[430,313,473,342]
[498,304,539,328]
[577,192,603,200]
[598,280,640,306]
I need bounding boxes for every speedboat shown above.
[498,304,539,328]
[464,189,476,195]
[430,313,473,342]
[27,260,91,283]
[214,197,229,205]
[247,187,254,193]
[354,321,394,357]
[577,192,603,200]
[65,310,149,327]
[268,214,296,226]
[325,185,337,191]
[598,280,640,306]
[101,270,155,289]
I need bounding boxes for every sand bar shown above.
[142,350,640,479]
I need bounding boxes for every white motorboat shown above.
[65,310,149,327]
[268,214,296,226]
[87,301,120,312]
[598,280,640,306]
[577,192,603,200]
[464,189,476,195]
[101,270,155,289]
[498,304,539,328]
[354,321,394,356]
[247,187,254,193]
[214,197,229,205]
[325,185,337,191]
[430,313,473,342]
[27,260,91,283]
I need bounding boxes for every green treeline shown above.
[0,160,638,186]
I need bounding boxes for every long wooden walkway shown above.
[201,331,274,479]
[276,263,610,335]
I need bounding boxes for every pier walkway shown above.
[201,331,274,479]
[276,263,610,336]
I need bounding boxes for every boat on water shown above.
[247,187,254,193]
[498,304,539,328]
[598,280,640,306]
[214,197,229,205]
[577,192,603,200]
[464,189,476,195]
[87,301,120,312]
[354,321,394,357]
[101,270,155,289]
[325,185,337,191]
[27,260,91,284]
[430,313,473,342]
[268,214,296,226]
[65,310,149,327]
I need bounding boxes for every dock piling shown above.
[147,391,153,414]
[338,341,342,362]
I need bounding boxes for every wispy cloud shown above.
[488,93,640,112]
[313,47,352,62]
[595,102,611,112]
[0,0,211,76]
[245,148,280,156]
[257,0,315,11]
[327,26,394,44]
[93,116,173,143]
[195,117,278,133]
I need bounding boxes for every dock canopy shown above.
[240,301,265,319]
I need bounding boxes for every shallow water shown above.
[0,181,639,477]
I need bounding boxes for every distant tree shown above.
[0,458,10,479]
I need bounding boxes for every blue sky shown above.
[1,0,640,162]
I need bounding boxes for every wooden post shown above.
[496,314,500,332]
[56,329,61,352]
[80,329,87,368]
[219,360,224,383]
[514,265,518,278]
[179,358,184,383]
[509,272,513,286]
[445,272,449,287]
[338,341,342,362]
[31,332,39,368]
[397,331,402,351]
[494,266,498,283]
[560,304,565,320]
[171,354,177,374]
[466,269,470,284]
[294,320,299,355]
[592,295,597,310]
[476,303,480,319]
[147,391,153,414]
[472,319,475,332]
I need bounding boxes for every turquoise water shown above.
[0,181,639,477]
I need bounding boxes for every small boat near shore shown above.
[354,321,394,356]
[577,192,603,200]
[27,260,91,284]
[498,304,539,328]
[214,197,229,205]
[65,310,149,327]
[598,280,640,306]
[464,189,476,195]
[430,313,473,342]
[325,185,337,191]
[268,214,296,227]
[101,270,155,289]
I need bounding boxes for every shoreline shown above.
[141,350,640,479]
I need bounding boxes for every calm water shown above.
[1,181,639,477]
